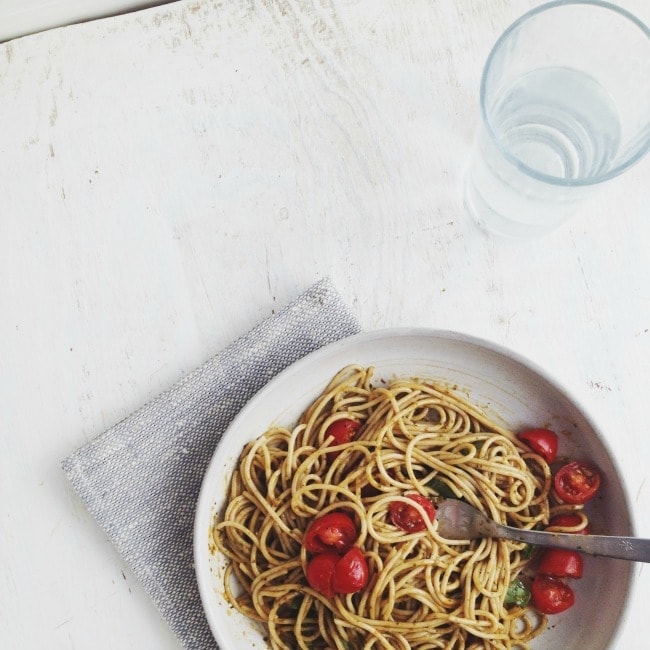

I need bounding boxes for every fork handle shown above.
[496,524,650,562]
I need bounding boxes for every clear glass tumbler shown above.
[464,0,650,239]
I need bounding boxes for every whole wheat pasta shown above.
[213,365,572,649]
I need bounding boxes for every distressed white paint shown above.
[1,0,648,648]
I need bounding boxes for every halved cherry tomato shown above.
[516,428,559,463]
[389,494,436,533]
[332,547,369,594]
[537,549,583,579]
[325,418,360,446]
[531,575,575,614]
[554,461,601,504]
[547,513,590,535]
[305,552,338,598]
[305,548,369,598]
[303,512,357,554]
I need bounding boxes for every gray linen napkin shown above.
[62,278,362,649]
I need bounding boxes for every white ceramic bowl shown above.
[194,329,634,649]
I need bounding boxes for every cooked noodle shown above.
[212,365,577,649]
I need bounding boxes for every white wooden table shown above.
[1,1,648,648]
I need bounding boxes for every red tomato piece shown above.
[547,513,590,535]
[516,428,559,463]
[332,547,369,594]
[305,552,338,598]
[531,575,575,614]
[325,418,361,446]
[389,494,436,533]
[554,461,601,504]
[303,512,357,554]
[537,549,583,579]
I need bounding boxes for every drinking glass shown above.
[464,0,650,239]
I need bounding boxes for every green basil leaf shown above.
[426,477,457,499]
[521,543,538,560]
[504,577,531,607]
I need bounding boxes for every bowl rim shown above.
[194,326,636,648]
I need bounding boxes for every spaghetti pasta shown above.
[212,365,567,649]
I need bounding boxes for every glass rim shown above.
[480,0,650,187]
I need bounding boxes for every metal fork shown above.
[435,498,650,562]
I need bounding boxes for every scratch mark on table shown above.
[588,379,612,392]
[570,231,592,297]
[50,97,58,127]
[265,244,275,301]
[636,478,646,503]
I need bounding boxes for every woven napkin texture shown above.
[62,278,362,649]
